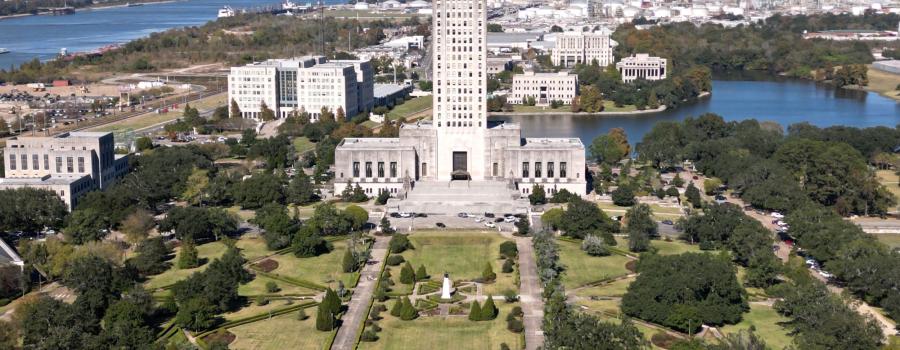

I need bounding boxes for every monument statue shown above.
[441,272,453,299]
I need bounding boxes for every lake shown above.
[0,0,346,70]
[492,77,900,146]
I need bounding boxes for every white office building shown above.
[616,54,668,83]
[509,71,578,105]
[333,0,587,213]
[551,29,616,68]
[0,132,129,210]
[228,56,374,121]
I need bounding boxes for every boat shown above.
[127,2,144,7]
[0,48,9,55]
[217,5,235,18]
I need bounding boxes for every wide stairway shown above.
[387,180,530,215]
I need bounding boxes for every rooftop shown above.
[486,32,544,45]
[0,174,84,186]
[338,138,413,150]
[374,84,407,98]
[521,137,584,149]
[0,238,23,267]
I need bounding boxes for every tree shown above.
[233,173,285,209]
[135,136,153,151]
[581,235,610,256]
[621,253,747,333]
[637,121,684,169]
[625,203,656,252]
[390,298,403,317]
[342,248,357,273]
[292,229,330,257]
[389,234,412,253]
[685,182,702,208]
[487,23,503,32]
[344,205,369,231]
[174,239,200,269]
[182,167,210,205]
[128,237,171,275]
[230,98,242,118]
[579,85,605,112]
[399,296,418,320]
[672,174,685,188]
[415,265,428,281]
[101,298,156,348]
[559,196,619,239]
[590,128,630,165]
[254,204,298,250]
[400,262,415,284]
[379,217,395,235]
[64,208,110,244]
[481,296,497,320]
[703,177,722,195]
[469,300,483,321]
[499,241,518,258]
[287,171,320,205]
[17,296,97,349]
[120,209,155,244]
[611,186,636,206]
[375,189,390,205]
[259,101,276,122]
[528,184,547,205]
[159,206,238,242]
[315,304,335,331]
[482,262,496,282]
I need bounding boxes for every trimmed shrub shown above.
[481,296,497,320]
[385,255,405,266]
[581,235,610,256]
[499,241,518,258]
[482,262,496,282]
[468,301,482,321]
[502,258,514,273]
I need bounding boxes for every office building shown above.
[551,29,616,68]
[509,71,578,105]
[616,54,668,83]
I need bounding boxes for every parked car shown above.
[661,220,674,225]
[485,222,496,228]
[819,270,833,279]
[475,217,484,223]
[770,212,785,219]
[416,213,428,218]
[504,216,516,223]
[457,213,468,218]
[436,223,446,228]
[484,213,495,218]
[494,218,504,223]
[399,212,413,218]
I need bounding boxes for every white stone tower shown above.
[432,0,488,181]
[441,272,453,299]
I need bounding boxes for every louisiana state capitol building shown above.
[334,0,587,212]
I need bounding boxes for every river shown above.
[0,0,346,70]
[492,76,900,146]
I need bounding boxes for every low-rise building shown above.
[228,56,374,121]
[0,132,129,210]
[509,71,578,105]
[616,54,667,83]
[551,29,616,68]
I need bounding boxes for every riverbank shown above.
[854,65,900,102]
[0,0,177,21]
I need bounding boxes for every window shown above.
[492,162,498,177]
[422,163,427,177]
[365,162,372,178]
[67,157,73,173]
[77,157,84,173]
[377,162,385,178]
[352,162,360,177]
[548,162,555,178]
[32,154,38,170]
[390,162,397,178]
[8,154,15,170]
[56,157,62,173]
[21,154,27,170]
[535,162,542,178]
[560,162,567,178]
[522,162,529,178]
[43,154,49,170]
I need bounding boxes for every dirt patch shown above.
[204,329,236,346]
[625,260,637,273]
[650,332,678,349]
[252,259,279,273]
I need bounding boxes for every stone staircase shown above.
[387,180,530,215]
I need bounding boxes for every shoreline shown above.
[0,0,178,21]
[489,91,711,117]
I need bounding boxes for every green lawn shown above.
[876,234,900,249]
[595,202,683,220]
[720,304,793,350]
[557,239,632,289]
[386,96,433,121]
[651,239,700,255]
[358,303,524,350]
[221,299,297,322]
[876,170,900,203]
[236,236,272,261]
[228,310,331,349]
[400,231,517,295]
[238,275,317,296]
[509,100,638,113]
[144,241,228,290]
[574,276,635,299]
[293,137,315,154]
[267,239,360,288]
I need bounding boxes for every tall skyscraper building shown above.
[333,0,587,208]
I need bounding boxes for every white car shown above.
[484,222,496,228]
[504,216,516,223]
[474,217,484,223]
[770,212,785,219]
[399,212,412,218]
[819,270,834,279]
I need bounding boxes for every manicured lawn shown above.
[358,303,524,350]
[92,110,183,132]
[268,239,361,288]
[557,239,632,289]
[293,137,315,154]
[876,234,900,249]
[510,101,638,113]
[876,170,900,202]
[386,96,433,121]
[400,231,517,295]
[238,275,317,296]
[221,299,297,322]
[574,276,635,299]
[144,241,228,290]
[226,206,256,221]
[235,236,272,261]
[720,304,793,350]
[650,239,700,255]
[595,202,683,220]
[228,310,331,349]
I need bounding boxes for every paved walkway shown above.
[331,235,389,350]
[516,235,545,350]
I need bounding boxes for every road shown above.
[331,235,389,350]
[515,234,545,350]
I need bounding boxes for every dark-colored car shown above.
[416,213,428,218]
[484,213,495,218]
[661,220,674,225]
[436,222,446,228]
[494,218,504,223]
[390,212,401,218]
[457,213,467,218]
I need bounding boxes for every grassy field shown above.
[574,276,635,299]
[268,239,360,288]
[323,9,420,18]
[510,100,639,113]
[90,93,226,132]
[720,304,793,350]
[866,65,900,101]
[236,236,272,261]
[876,170,900,202]
[293,137,315,154]
[650,239,700,255]
[876,234,900,249]
[400,231,517,295]
[595,202,683,220]
[358,303,524,350]
[238,274,317,296]
[228,310,331,349]
[386,96,433,121]
[557,239,632,289]
[144,241,228,290]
